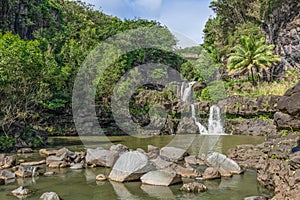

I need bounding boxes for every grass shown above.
[226,72,300,97]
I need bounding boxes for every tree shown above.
[228,35,281,85]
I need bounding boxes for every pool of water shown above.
[1,135,269,200]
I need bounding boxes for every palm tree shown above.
[228,36,281,85]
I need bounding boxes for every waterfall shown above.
[191,104,208,134]
[208,105,224,134]
[181,81,196,102]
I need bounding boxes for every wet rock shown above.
[203,167,221,180]
[56,147,76,159]
[206,152,242,174]
[150,156,173,169]
[20,160,46,166]
[96,174,107,181]
[184,155,205,166]
[46,155,69,168]
[141,170,182,186]
[180,182,207,193]
[40,192,61,200]
[17,148,33,154]
[0,169,16,180]
[218,167,232,177]
[160,147,187,162]
[172,165,201,178]
[70,163,84,170]
[86,148,119,168]
[39,149,58,157]
[244,196,267,200]
[147,145,159,159]
[109,144,129,153]
[15,165,38,178]
[176,117,199,134]
[0,155,16,169]
[11,186,32,197]
[109,151,155,182]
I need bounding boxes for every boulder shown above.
[140,170,182,186]
[109,144,129,153]
[0,169,16,180]
[176,117,199,134]
[11,186,32,197]
[20,160,46,166]
[70,163,84,170]
[160,147,187,162]
[96,174,107,181]
[274,112,300,130]
[206,152,242,174]
[203,167,221,180]
[0,155,15,169]
[275,81,300,130]
[150,156,173,169]
[172,165,201,178]
[86,148,119,167]
[39,149,58,156]
[56,147,76,159]
[40,192,61,200]
[17,148,33,154]
[15,165,38,178]
[180,182,207,193]
[109,151,155,182]
[147,145,159,159]
[46,155,68,168]
[218,167,232,177]
[184,155,205,166]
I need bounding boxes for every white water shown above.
[181,81,196,102]
[180,81,225,135]
[208,105,225,134]
[191,104,208,134]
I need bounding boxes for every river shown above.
[0,135,270,199]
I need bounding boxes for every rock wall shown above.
[263,0,300,75]
[274,81,300,131]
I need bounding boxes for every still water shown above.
[0,135,269,200]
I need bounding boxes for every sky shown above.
[83,0,215,48]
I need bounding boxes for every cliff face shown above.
[264,0,300,75]
[0,0,61,39]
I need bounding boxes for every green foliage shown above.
[200,81,227,103]
[228,35,281,85]
[0,135,16,151]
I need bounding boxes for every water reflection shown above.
[140,184,175,200]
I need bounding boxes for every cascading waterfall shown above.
[181,81,196,102]
[191,104,208,134]
[181,81,208,134]
[208,105,225,134]
[180,81,225,135]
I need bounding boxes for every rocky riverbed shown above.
[0,143,268,200]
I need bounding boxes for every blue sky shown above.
[83,0,215,47]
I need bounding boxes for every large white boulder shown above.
[140,170,182,186]
[159,147,187,162]
[86,148,119,167]
[206,152,242,174]
[109,151,155,182]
